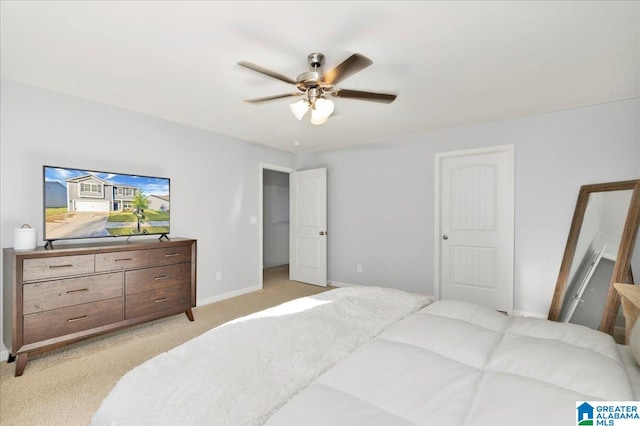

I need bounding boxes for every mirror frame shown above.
[548,179,640,334]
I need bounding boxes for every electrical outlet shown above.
[357,264,362,273]
[216,271,222,280]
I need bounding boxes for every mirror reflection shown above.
[548,179,640,336]
[559,190,632,328]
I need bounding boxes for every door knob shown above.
[442,235,448,240]
[319,231,326,236]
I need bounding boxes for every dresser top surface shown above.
[614,283,640,308]
[3,237,196,258]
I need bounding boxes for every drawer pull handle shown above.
[164,253,180,258]
[49,264,73,269]
[67,288,89,294]
[154,275,170,281]
[114,258,133,262]
[154,297,169,303]
[67,315,88,323]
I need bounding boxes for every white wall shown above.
[263,169,289,268]
[1,78,638,358]
[0,79,296,355]
[297,98,640,317]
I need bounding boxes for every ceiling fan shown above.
[238,53,397,125]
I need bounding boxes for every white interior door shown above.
[290,168,327,286]
[436,146,514,313]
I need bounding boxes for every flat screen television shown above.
[43,165,170,247]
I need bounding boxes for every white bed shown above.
[91,287,640,426]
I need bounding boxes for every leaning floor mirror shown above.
[548,179,640,335]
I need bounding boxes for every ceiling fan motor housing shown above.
[296,71,323,88]
[307,53,324,69]
[297,53,332,94]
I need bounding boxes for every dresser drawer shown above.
[148,246,191,266]
[22,254,95,282]
[23,298,123,344]
[23,272,123,314]
[125,263,191,295]
[95,250,148,272]
[125,282,191,319]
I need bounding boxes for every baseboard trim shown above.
[196,285,262,308]
[1,347,9,362]
[328,281,361,288]
[512,310,548,319]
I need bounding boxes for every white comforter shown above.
[268,299,637,426]
[91,287,432,425]
[93,287,638,426]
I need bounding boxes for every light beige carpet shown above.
[0,266,333,426]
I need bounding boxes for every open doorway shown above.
[263,169,290,270]
[259,163,328,289]
[260,164,294,288]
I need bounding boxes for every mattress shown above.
[92,288,639,425]
[618,344,640,399]
[267,299,637,425]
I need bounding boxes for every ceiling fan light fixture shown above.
[310,112,329,125]
[289,99,309,120]
[314,98,334,117]
[310,98,334,125]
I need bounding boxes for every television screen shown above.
[43,165,170,242]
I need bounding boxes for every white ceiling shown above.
[1,1,638,153]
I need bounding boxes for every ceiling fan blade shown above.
[244,93,303,103]
[322,54,373,86]
[237,61,297,85]
[332,89,397,104]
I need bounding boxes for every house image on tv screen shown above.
[147,194,170,212]
[66,174,147,212]
[66,175,164,212]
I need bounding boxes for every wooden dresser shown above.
[2,238,196,376]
